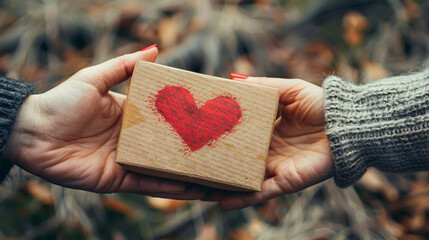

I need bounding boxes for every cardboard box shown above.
[116,61,279,191]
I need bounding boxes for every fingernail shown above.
[230,73,248,79]
[140,44,157,52]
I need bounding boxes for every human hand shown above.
[217,76,334,210]
[5,47,205,200]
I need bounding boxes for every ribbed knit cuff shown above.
[324,72,429,188]
[0,76,37,182]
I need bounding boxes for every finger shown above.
[219,177,286,210]
[109,91,126,101]
[79,46,158,94]
[118,172,188,194]
[118,173,207,200]
[109,91,127,107]
[145,187,207,200]
[201,190,227,201]
[231,76,315,105]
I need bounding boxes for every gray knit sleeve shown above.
[323,70,429,188]
[0,76,37,183]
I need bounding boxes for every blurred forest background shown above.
[2,0,429,239]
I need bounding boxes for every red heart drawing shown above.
[155,85,242,151]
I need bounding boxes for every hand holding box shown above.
[116,61,279,191]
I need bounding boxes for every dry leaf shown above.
[343,11,369,46]
[377,207,406,237]
[343,11,369,31]
[399,234,424,240]
[247,218,265,236]
[102,196,136,217]
[195,224,220,240]
[343,30,365,47]
[0,54,11,74]
[146,197,189,212]
[132,23,158,43]
[62,48,91,76]
[401,212,425,232]
[259,198,281,223]
[304,41,335,70]
[26,180,55,205]
[230,229,252,240]
[233,57,254,77]
[275,41,335,85]
[404,0,421,20]
[358,170,398,201]
[20,65,47,84]
[361,61,389,82]
[409,181,429,196]
[389,195,429,214]
[158,15,181,49]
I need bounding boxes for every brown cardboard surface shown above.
[116,61,279,191]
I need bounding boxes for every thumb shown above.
[230,74,316,105]
[78,46,158,94]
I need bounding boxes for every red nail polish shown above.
[230,73,248,79]
[140,44,157,51]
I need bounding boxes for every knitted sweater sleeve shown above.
[0,76,37,183]
[323,70,429,188]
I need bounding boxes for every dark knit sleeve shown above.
[323,70,429,188]
[0,76,37,182]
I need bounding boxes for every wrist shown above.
[323,76,370,187]
[3,95,42,165]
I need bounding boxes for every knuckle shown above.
[76,67,92,78]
